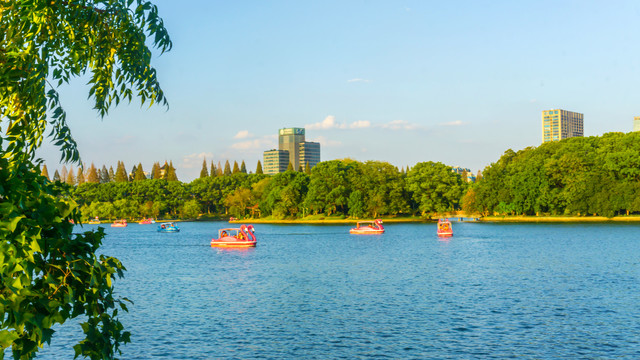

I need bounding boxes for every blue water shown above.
[39,222,640,359]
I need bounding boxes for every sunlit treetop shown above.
[0,0,171,162]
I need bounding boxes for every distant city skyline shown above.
[36,1,640,181]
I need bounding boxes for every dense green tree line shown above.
[70,160,468,220]
[463,132,640,217]
[68,132,640,222]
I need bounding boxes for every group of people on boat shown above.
[211,224,256,248]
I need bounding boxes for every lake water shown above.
[40,222,640,359]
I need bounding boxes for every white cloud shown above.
[440,120,465,126]
[231,136,274,151]
[347,78,371,83]
[181,152,214,169]
[233,130,251,139]
[349,120,371,129]
[306,115,371,130]
[307,115,340,129]
[310,136,342,147]
[379,120,421,130]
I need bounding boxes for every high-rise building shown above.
[542,109,584,143]
[263,127,321,174]
[262,149,290,175]
[299,141,321,171]
[278,128,306,170]
[633,116,640,132]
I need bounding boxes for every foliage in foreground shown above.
[0,152,129,360]
[0,0,170,358]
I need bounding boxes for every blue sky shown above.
[38,0,640,181]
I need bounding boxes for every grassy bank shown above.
[480,215,640,223]
[215,214,640,224]
[229,215,429,224]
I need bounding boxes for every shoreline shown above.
[479,215,640,223]
[230,217,429,224]
[229,215,640,224]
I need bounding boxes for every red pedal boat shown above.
[111,219,127,227]
[349,219,384,234]
[211,224,256,248]
[437,218,453,237]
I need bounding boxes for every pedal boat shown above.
[138,218,154,224]
[157,222,180,232]
[111,219,127,227]
[437,218,453,237]
[211,225,256,248]
[349,219,384,234]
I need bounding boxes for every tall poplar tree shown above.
[60,165,68,183]
[224,160,232,176]
[287,162,294,171]
[166,161,178,181]
[41,164,50,180]
[232,161,240,174]
[77,168,85,185]
[87,163,99,183]
[305,161,311,175]
[109,166,116,182]
[217,161,223,176]
[210,161,216,178]
[53,170,61,182]
[135,163,146,181]
[129,164,137,181]
[256,160,263,174]
[240,160,247,173]
[100,166,110,183]
[66,167,76,185]
[115,161,128,182]
[151,162,161,179]
[200,159,209,178]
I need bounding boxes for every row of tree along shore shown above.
[42,158,260,185]
[50,131,640,222]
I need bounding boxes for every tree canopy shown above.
[464,132,640,217]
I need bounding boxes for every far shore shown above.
[88,215,640,225]
[479,215,640,223]
[228,215,640,224]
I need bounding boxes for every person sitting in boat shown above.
[161,224,166,229]
[238,232,245,240]
[221,231,227,237]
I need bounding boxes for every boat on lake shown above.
[437,218,453,237]
[211,224,256,248]
[111,219,127,227]
[138,218,155,224]
[158,222,180,232]
[350,219,384,234]
[88,217,100,224]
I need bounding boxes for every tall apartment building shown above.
[263,127,321,174]
[634,116,640,132]
[299,141,320,171]
[263,149,290,175]
[542,109,584,143]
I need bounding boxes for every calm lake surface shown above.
[41,222,640,359]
